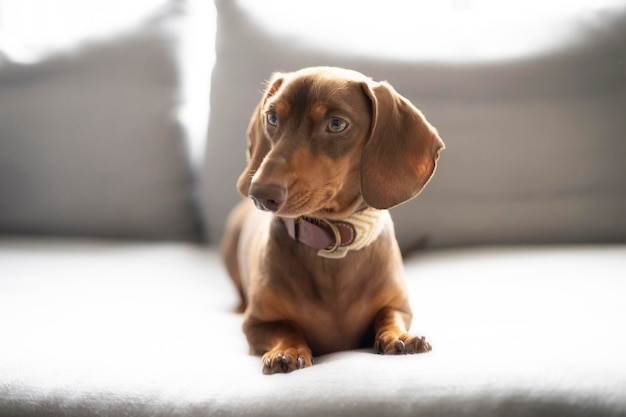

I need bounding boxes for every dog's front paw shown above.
[262,347,313,374]
[375,332,432,355]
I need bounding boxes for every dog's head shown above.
[237,67,444,219]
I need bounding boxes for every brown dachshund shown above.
[221,67,444,374]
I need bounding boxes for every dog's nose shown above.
[248,183,286,212]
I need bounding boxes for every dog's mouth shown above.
[246,183,322,215]
[313,200,367,220]
[248,181,365,220]
[288,191,366,221]
[274,192,333,218]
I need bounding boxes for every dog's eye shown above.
[328,118,347,133]
[266,112,278,126]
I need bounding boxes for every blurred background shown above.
[0,0,215,167]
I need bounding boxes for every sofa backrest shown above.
[203,0,626,248]
[0,1,207,242]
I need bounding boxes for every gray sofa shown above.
[2,1,625,416]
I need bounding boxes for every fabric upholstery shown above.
[0,3,202,241]
[1,239,625,416]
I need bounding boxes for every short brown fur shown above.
[221,67,444,374]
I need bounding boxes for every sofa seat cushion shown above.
[1,238,625,416]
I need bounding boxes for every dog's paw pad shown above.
[403,335,432,353]
[262,347,313,374]
[375,333,432,355]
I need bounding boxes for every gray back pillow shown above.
[0,5,202,241]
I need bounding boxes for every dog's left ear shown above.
[236,74,284,197]
[360,81,445,209]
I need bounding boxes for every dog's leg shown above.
[244,318,313,374]
[221,236,246,313]
[373,307,432,354]
[220,200,252,313]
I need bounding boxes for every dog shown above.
[221,67,444,374]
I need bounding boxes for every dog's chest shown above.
[297,297,375,355]
[284,264,381,354]
[259,232,400,354]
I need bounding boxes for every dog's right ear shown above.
[360,81,444,209]
[236,75,284,197]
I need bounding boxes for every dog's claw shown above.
[414,336,432,353]
[375,333,432,355]
[261,347,313,374]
